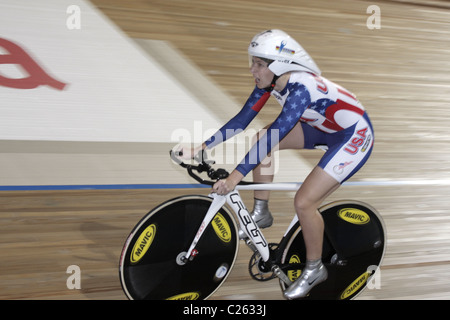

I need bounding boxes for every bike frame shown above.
[184,183,301,265]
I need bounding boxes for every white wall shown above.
[0,0,223,143]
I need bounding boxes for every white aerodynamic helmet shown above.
[248,29,321,76]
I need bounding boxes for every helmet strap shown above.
[265,74,280,92]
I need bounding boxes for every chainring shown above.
[248,243,279,281]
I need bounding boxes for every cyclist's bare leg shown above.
[294,166,339,260]
[284,167,339,299]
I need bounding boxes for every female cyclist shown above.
[177,29,374,299]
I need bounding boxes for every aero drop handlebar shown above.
[169,150,253,186]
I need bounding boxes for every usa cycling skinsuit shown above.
[204,71,373,183]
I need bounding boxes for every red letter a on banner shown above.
[0,38,67,90]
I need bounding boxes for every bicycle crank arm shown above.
[272,265,292,286]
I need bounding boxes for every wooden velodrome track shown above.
[2,0,450,300]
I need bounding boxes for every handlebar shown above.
[170,150,253,186]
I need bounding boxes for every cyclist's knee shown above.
[294,196,317,218]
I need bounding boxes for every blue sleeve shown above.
[205,86,270,149]
[235,83,311,177]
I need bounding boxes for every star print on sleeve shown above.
[276,83,311,132]
[205,86,269,149]
[236,84,311,177]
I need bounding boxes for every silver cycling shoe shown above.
[283,260,328,300]
[251,198,273,229]
[238,198,274,240]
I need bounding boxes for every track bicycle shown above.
[119,151,386,300]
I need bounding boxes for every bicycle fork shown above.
[181,193,227,263]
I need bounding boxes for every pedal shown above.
[330,253,347,267]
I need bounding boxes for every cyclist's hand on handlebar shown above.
[213,179,235,195]
[212,170,244,195]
